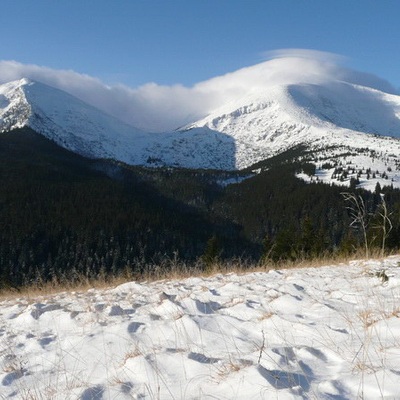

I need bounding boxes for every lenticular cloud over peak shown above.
[263,48,345,63]
[0,50,397,132]
[260,49,397,95]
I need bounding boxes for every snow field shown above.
[1,257,400,399]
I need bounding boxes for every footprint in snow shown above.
[2,369,26,386]
[94,303,105,312]
[188,352,220,364]
[30,303,62,320]
[80,385,104,400]
[195,299,221,314]
[108,305,135,316]
[127,321,145,335]
[39,336,56,348]
[257,365,310,391]
[159,292,177,302]
[246,300,261,309]
[302,346,328,362]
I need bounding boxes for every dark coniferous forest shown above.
[1,128,400,288]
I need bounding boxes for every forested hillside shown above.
[1,128,400,288]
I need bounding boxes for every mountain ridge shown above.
[0,78,150,163]
[1,76,400,190]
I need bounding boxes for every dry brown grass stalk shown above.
[0,249,396,301]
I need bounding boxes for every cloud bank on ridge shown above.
[0,50,396,132]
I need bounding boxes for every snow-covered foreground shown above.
[1,257,400,399]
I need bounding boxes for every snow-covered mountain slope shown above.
[2,76,400,190]
[187,81,400,165]
[186,80,400,189]
[0,78,153,164]
[0,79,236,169]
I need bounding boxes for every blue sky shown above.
[1,0,399,89]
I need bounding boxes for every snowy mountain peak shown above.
[189,80,400,140]
[2,75,400,190]
[0,78,152,163]
[181,79,400,189]
[0,78,32,131]
[0,77,32,90]
[14,77,32,86]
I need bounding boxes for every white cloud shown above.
[262,48,346,64]
[0,51,397,132]
[260,49,397,94]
